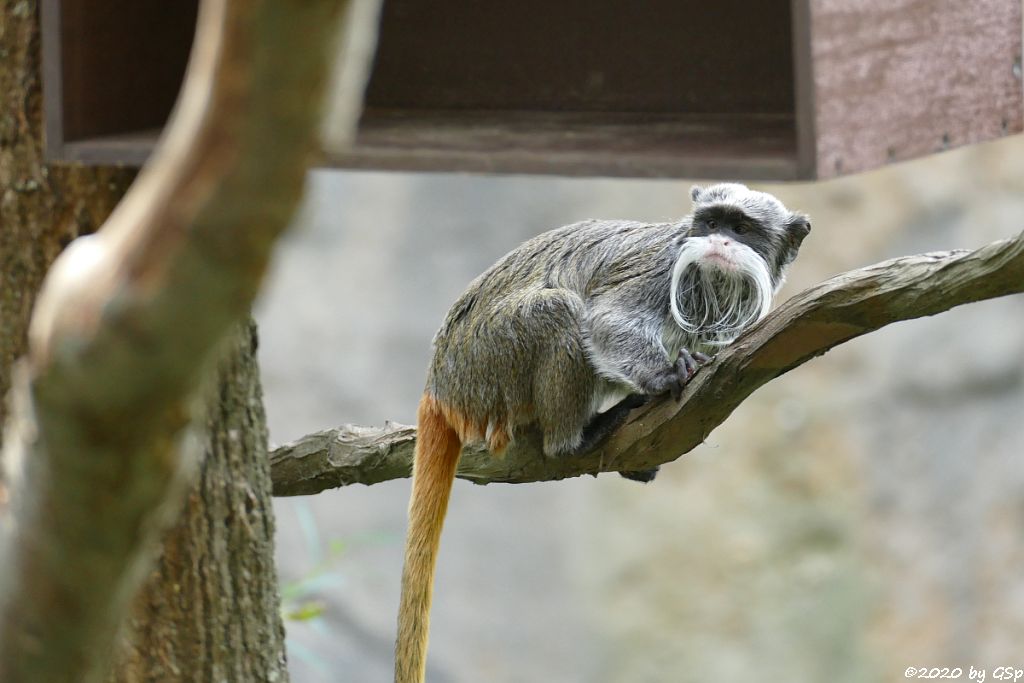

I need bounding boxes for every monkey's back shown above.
[425,218,681,448]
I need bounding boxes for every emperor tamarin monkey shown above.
[395,183,811,683]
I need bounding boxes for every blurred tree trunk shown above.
[1,3,289,680]
[110,322,289,682]
[0,0,135,440]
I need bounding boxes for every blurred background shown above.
[256,133,1024,682]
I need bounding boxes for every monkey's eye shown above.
[734,223,749,235]
[706,220,718,230]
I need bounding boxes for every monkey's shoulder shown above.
[496,218,683,278]
[434,219,683,336]
[535,218,683,249]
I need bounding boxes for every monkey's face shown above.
[670,189,810,346]
[688,184,811,290]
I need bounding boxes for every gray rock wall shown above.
[258,135,1024,682]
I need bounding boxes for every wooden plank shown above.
[61,130,161,167]
[60,112,803,180]
[327,110,801,179]
[39,0,65,161]
[807,0,1024,178]
[790,0,819,179]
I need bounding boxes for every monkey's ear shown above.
[786,213,811,247]
[690,185,704,202]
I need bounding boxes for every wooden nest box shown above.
[42,0,1023,180]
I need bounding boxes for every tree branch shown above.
[0,1,377,681]
[270,230,1024,495]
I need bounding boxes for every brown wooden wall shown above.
[38,0,1024,180]
[806,0,1023,179]
[365,0,795,115]
[42,0,196,159]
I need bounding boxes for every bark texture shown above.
[269,230,1024,494]
[111,322,288,682]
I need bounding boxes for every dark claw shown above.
[668,348,711,400]
[679,348,713,374]
[678,349,698,378]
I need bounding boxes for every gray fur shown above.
[692,183,791,231]
[427,184,809,457]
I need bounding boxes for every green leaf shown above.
[285,600,326,622]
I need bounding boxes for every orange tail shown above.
[395,394,463,683]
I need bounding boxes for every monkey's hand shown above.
[642,349,711,400]
[618,352,705,484]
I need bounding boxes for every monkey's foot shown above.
[571,394,650,455]
[619,466,660,483]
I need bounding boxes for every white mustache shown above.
[669,237,773,346]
